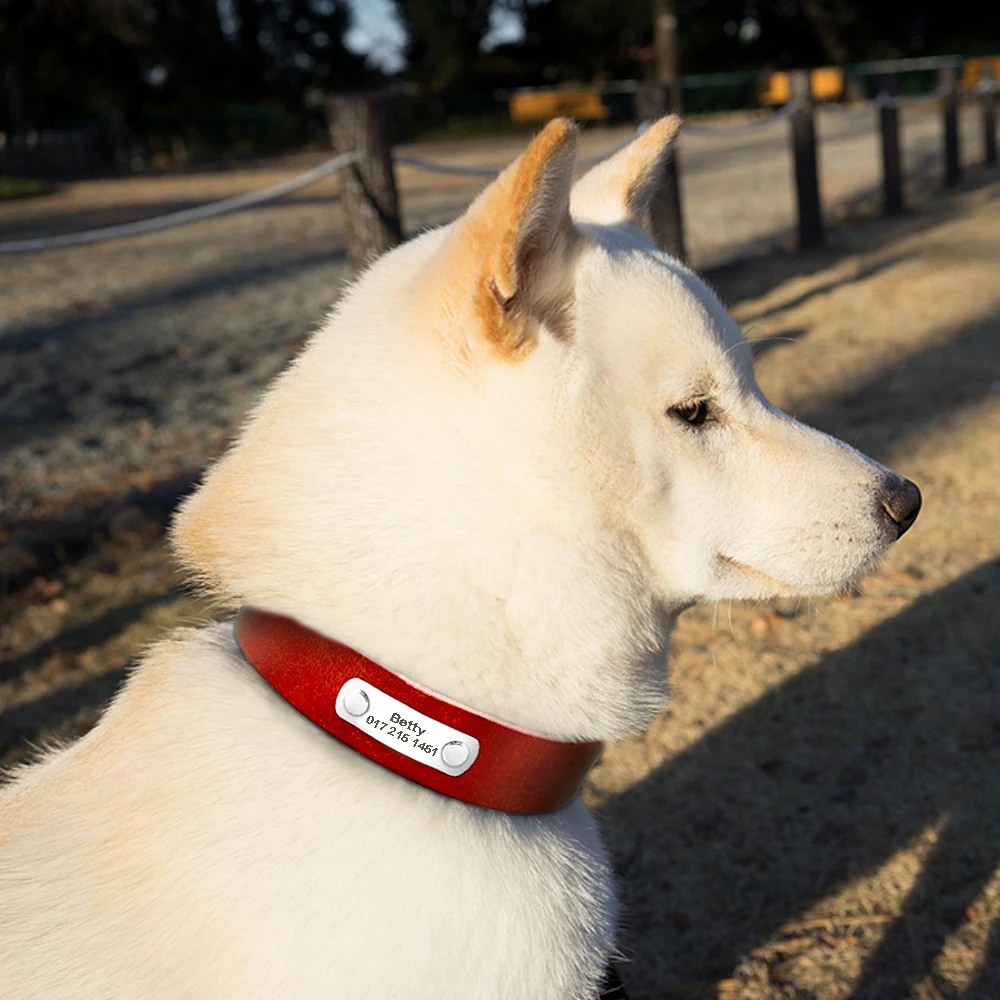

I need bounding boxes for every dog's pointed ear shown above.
[432,118,579,360]
[570,115,681,240]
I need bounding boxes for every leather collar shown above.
[234,607,604,814]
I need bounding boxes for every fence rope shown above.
[873,87,949,110]
[579,133,643,166]
[395,101,808,177]
[393,130,641,180]
[680,99,804,136]
[0,149,357,255]
[392,155,500,178]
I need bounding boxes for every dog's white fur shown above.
[0,118,909,999]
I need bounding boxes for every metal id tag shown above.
[335,677,481,777]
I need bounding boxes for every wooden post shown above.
[640,0,686,261]
[635,81,686,261]
[941,65,961,186]
[653,0,681,111]
[878,73,904,215]
[789,70,823,248]
[981,64,997,166]
[327,93,401,267]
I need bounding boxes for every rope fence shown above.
[0,149,357,255]
[392,155,499,178]
[0,131,646,254]
[392,99,803,183]
[874,87,948,109]
[395,130,642,179]
[2,61,997,260]
[874,79,998,109]
[679,98,804,135]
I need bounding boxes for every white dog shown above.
[0,117,919,1000]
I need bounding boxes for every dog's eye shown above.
[669,399,711,427]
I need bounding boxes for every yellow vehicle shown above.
[759,67,844,104]
[509,87,609,123]
[960,56,1000,89]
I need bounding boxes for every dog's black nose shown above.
[878,475,922,538]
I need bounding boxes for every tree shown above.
[495,0,1000,86]
[389,0,495,89]
[0,0,377,143]
[246,0,373,99]
[1,0,151,131]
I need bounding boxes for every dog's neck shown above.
[253,522,675,744]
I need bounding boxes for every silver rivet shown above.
[441,741,470,768]
[343,688,370,717]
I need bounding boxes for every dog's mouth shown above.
[715,553,801,597]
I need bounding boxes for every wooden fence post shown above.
[981,64,997,167]
[327,93,401,267]
[940,66,961,186]
[635,81,686,262]
[789,69,823,248]
[878,73,904,215]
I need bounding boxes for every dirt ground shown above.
[1,118,999,999]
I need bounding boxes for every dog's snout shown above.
[877,475,922,538]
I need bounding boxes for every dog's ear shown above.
[431,118,578,360]
[570,115,681,241]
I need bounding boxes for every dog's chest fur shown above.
[0,625,617,1000]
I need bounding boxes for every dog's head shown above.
[173,118,919,733]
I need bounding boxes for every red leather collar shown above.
[234,608,604,814]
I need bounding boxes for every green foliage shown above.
[499,0,1000,83]
[238,0,373,99]
[0,0,379,158]
[0,175,49,199]
[389,0,494,89]
[507,0,651,81]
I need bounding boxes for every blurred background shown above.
[1,2,999,999]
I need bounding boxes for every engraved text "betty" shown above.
[390,712,425,738]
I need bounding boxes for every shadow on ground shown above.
[603,558,1000,1000]
[706,169,1000,313]
[0,243,345,356]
